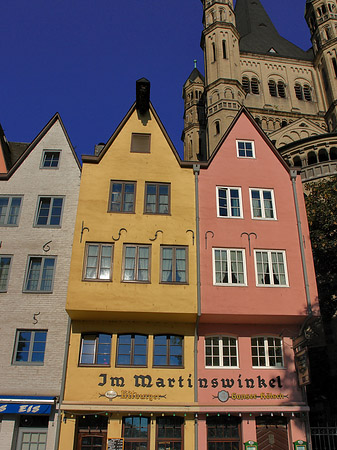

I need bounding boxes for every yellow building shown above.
[59,79,197,450]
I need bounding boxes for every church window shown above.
[308,151,318,165]
[294,84,303,100]
[212,42,216,62]
[293,156,302,167]
[215,121,220,135]
[330,147,337,160]
[322,68,329,92]
[319,148,329,162]
[317,6,322,16]
[281,120,288,128]
[222,40,227,59]
[332,58,337,77]
[251,78,259,94]
[277,81,286,98]
[268,80,277,97]
[322,4,327,14]
[242,77,250,94]
[325,27,331,40]
[303,85,312,101]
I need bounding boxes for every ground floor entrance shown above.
[256,416,289,450]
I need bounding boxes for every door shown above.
[16,428,47,450]
[256,416,289,450]
[78,432,107,450]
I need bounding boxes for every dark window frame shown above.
[122,244,151,283]
[156,416,184,450]
[207,415,241,449]
[123,416,150,449]
[153,334,184,368]
[130,133,151,153]
[108,180,136,214]
[79,333,112,366]
[83,242,114,281]
[160,245,188,284]
[144,182,170,215]
[116,334,148,367]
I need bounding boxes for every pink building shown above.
[196,108,319,450]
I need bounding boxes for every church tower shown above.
[201,0,245,155]
[306,0,337,131]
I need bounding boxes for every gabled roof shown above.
[235,0,313,61]
[0,113,81,180]
[82,102,192,168]
[199,106,291,172]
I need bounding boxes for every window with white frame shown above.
[213,248,246,285]
[35,196,64,227]
[251,336,284,367]
[205,336,238,367]
[0,255,12,292]
[24,256,56,292]
[83,243,113,281]
[41,150,60,168]
[236,140,255,158]
[13,330,47,365]
[122,245,150,282]
[0,196,22,226]
[216,187,242,218]
[250,188,276,219]
[255,250,288,286]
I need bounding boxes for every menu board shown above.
[107,438,124,450]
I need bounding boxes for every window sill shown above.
[82,278,112,282]
[33,225,62,229]
[205,366,240,369]
[214,283,247,287]
[256,284,289,288]
[121,280,151,284]
[160,281,189,285]
[78,364,111,368]
[153,365,184,369]
[107,211,135,214]
[12,362,44,366]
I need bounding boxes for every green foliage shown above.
[305,176,337,318]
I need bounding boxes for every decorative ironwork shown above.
[149,230,163,241]
[43,240,52,252]
[186,229,195,245]
[205,231,214,249]
[240,232,257,256]
[80,221,89,243]
[33,312,40,325]
[112,228,127,241]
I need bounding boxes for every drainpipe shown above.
[290,169,312,315]
[54,316,71,450]
[193,163,201,450]
[290,170,313,450]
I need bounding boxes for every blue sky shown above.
[1,0,311,160]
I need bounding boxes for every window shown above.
[251,336,283,367]
[268,79,277,97]
[0,256,12,292]
[35,196,64,227]
[79,333,111,365]
[0,196,22,226]
[294,83,303,100]
[212,42,216,62]
[213,249,246,285]
[41,150,60,168]
[205,336,238,367]
[207,416,241,449]
[122,245,150,282]
[161,246,188,284]
[236,140,255,158]
[242,77,259,95]
[215,121,220,135]
[83,243,113,281]
[251,77,260,94]
[117,334,147,366]
[130,133,151,153]
[13,330,47,365]
[269,79,286,98]
[109,181,136,213]
[144,182,170,214]
[123,416,149,450]
[303,85,312,101]
[153,335,183,367]
[255,250,288,286]
[277,81,286,98]
[250,189,276,219]
[222,39,227,58]
[295,83,312,101]
[216,187,242,218]
[24,256,56,292]
[157,417,184,450]
[242,76,250,94]
[332,58,337,77]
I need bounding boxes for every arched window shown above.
[222,40,227,59]
[308,151,318,165]
[332,58,337,77]
[281,120,288,128]
[293,156,302,167]
[303,85,312,101]
[251,78,259,94]
[295,84,303,100]
[325,27,331,40]
[242,77,250,94]
[330,147,337,160]
[268,80,277,97]
[319,148,329,162]
[215,121,220,135]
[255,117,261,127]
[212,42,216,62]
[322,4,327,14]
[277,81,286,98]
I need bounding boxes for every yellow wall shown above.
[66,106,197,320]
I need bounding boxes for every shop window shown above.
[205,336,238,367]
[160,246,188,284]
[83,243,114,281]
[34,196,64,227]
[24,256,56,292]
[0,255,12,292]
[250,188,276,219]
[0,196,22,226]
[207,416,241,450]
[144,182,170,214]
[41,150,60,168]
[157,416,184,450]
[153,335,183,367]
[251,336,284,367]
[213,249,246,285]
[122,245,151,282]
[79,333,111,366]
[123,416,149,449]
[77,415,108,450]
[255,250,288,286]
[116,334,147,367]
[109,181,136,213]
[236,140,255,158]
[13,330,47,365]
[216,187,242,218]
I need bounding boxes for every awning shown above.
[0,396,55,414]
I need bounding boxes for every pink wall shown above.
[198,112,318,323]
[0,141,7,173]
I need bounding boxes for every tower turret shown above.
[306,0,337,130]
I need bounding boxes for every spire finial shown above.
[194,59,197,69]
